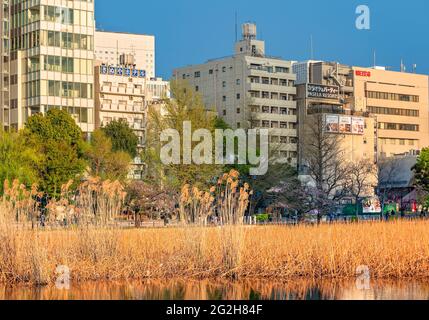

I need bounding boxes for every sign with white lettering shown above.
[100,65,146,78]
[307,84,340,100]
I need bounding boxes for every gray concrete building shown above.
[173,23,298,165]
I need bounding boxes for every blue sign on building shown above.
[100,65,146,79]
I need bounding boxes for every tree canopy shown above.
[102,119,139,158]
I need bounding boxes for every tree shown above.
[85,130,131,181]
[102,119,139,158]
[414,148,429,193]
[345,159,376,216]
[301,114,349,223]
[377,157,403,217]
[145,80,223,190]
[0,130,41,193]
[24,109,87,197]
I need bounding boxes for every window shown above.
[236,93,241,100]
[222,66,226,72]
[222,81,226,88]
[222,96,226,102]
[223,110,226,116]
[195,86,199,92]
[209,69,213,75]
[236,79,241,85]
[236,108,240,114]
[194,71,201,78]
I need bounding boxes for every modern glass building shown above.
[1,0,95,133]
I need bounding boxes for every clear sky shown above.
[95,0,429,80]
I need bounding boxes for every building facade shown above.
[173,23,298,164]
[1,0,96,133]
[94,30,155,79]
[295,61,429,175]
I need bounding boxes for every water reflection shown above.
[1,279,429,300]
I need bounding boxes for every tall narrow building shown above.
[1,0,95,134]
[173,23,298,165]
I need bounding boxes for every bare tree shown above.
[345,159,377,217]
[376,157,403,218]
[301,114,349,223]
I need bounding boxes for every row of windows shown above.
[367,106,419,117]
[11,6,94,29]
[366,91,419,103]
[250,106,297,116]
[249,91,295,101]
[30,105,90,123]
[43,31,93,50]
[378,122,419,132]
[380,138,417,146]
[12,29,93,51]
[249,76,294,87]
[270,136,298,144]
[251,120,297,130]
[48,81,93,99]
[27,55,93,75]
[279,151,298,160]
[25,80,93,99]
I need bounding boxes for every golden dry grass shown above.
[1,220,429,285]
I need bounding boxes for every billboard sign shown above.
[325,115,339,133]
[307,84,340,100]
[339,116,352,133]
[352,117,365,135]
[362,197,382,214]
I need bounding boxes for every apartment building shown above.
[94,30,155,79]
[353,66,429,158]
[173,23,298,164]
[94,32,169,179]
[1,0,96,134]
[294,61,429,174]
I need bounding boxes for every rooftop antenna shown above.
[400,59,406,72]
[412,64,417,73]
[310,35,314,60]
[373,50,376,67]
[235,11,238,42]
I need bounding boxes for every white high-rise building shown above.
[174,23,298,164]
[1,0,96,134]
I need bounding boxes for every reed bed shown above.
[1,220,429,285]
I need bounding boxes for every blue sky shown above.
[96,0,429,80]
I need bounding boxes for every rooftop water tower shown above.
[242,22,257,40]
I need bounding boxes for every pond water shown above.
[1,279,429,300]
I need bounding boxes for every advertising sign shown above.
[307,84,340,100]
[325,115,339,133]
[352,117,365,135]
[100,65,146,78]
[339,116,352,133]
[362,197,382,214]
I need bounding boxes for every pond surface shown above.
[1,279,429,300]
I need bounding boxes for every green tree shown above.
[0,130,40,193]
[145,80,223,190]
[86,129,131,181]
[102,119,139,158]
[414,148,429,193]
[24,109,87,197]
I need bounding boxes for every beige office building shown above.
[95,30,155,79]
[294,61,429,175]
[353,66,429,158]
[1,0,96,133]
[173,23,298,164]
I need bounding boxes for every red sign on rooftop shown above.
[355,70,371,77]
